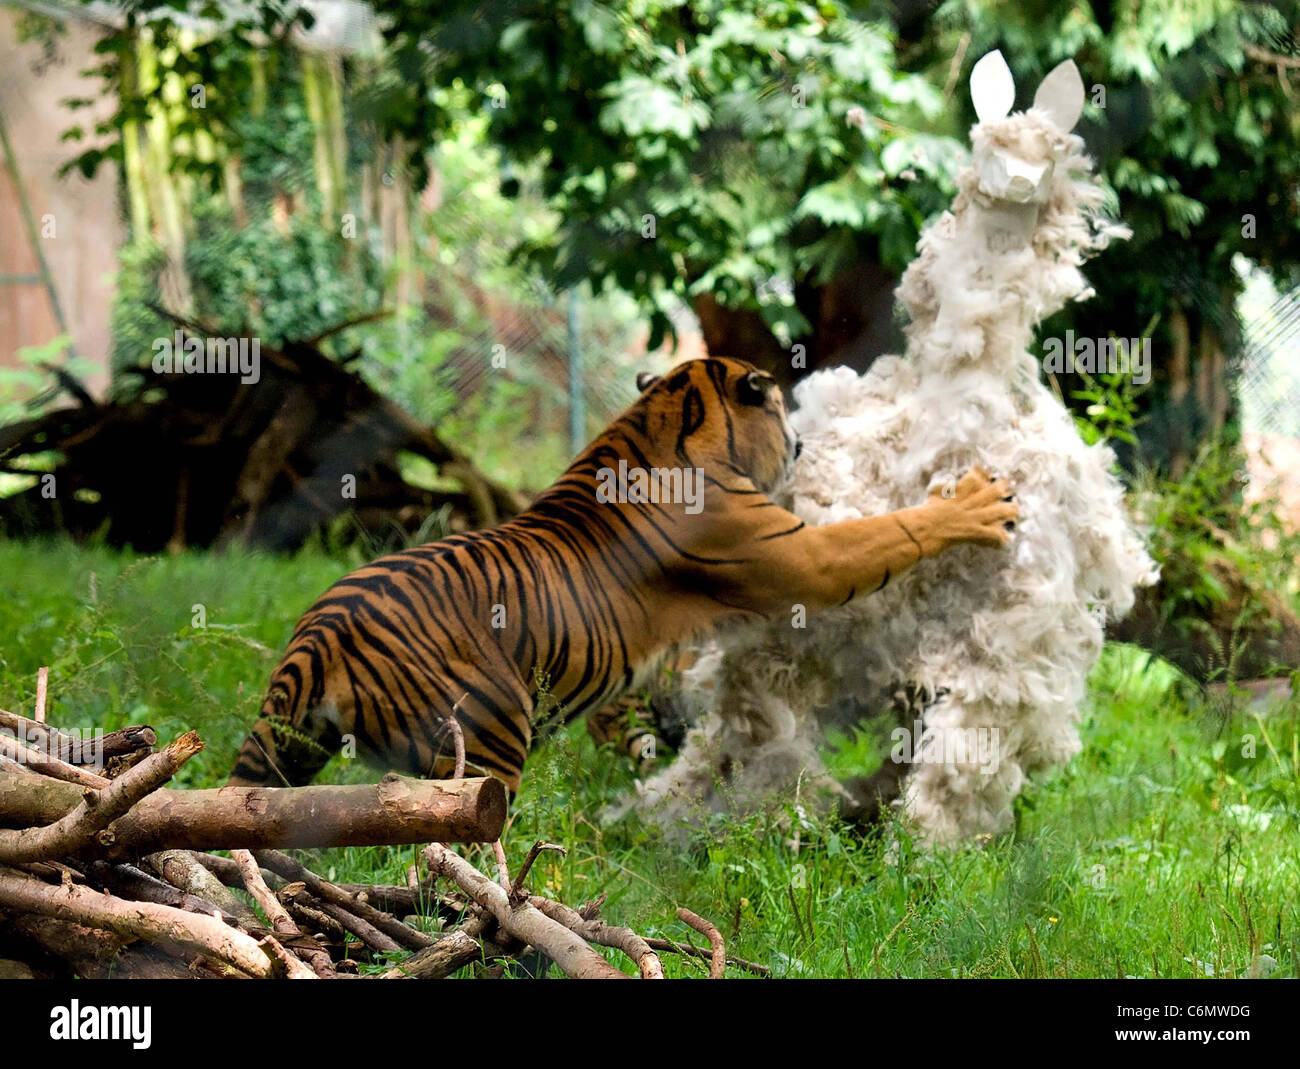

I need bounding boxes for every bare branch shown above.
[510,841,566,899]
[0,732,110,789]
[255,849,432,951]
[530,896,663,979]
[34,667,48,724]
[233,849,335,977]
[677,907,726,978]
[424,843,629,980]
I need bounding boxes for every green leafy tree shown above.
[376,0,964,378]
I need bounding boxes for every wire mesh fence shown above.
[1240,282,1300,441]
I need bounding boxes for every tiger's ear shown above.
[737,370,772,406]
[636,372,659,392]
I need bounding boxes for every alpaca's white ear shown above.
[970,51,1015,123]
[1033,59,1085,131]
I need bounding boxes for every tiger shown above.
[583,651,697,763]
[228,356,1019,793]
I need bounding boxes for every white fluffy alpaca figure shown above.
[637,52,1158,845]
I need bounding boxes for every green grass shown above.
[2,537,1297,978]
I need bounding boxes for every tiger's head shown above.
[631,358,801,497]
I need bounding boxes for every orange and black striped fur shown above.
[229,357,1018,792]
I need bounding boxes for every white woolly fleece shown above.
[637,107,1158,845]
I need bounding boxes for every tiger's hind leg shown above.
[585,649,699,765]
[586,694,662,763]
[228,693,345,787]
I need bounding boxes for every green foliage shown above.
[0,541,347,789]
[0,336,84,425]
[1069,364,1146,448]
[1063,374,1300,681]
[109,241,171,374]
[1136,440,1300,630]
[106,83,384,362]
[183,197,384,344]
[57,2,316,187]
[364,0,962,347]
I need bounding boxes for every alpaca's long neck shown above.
[898,194,1050,384]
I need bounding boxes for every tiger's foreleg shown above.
[720,466,1017,614]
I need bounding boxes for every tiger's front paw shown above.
[927,465,1019,549]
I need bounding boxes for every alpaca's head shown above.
[895,51,1125,371]
[967,51,1086,207]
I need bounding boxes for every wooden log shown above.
[0,910,226,979]
[0,732,110,789]
[144,850,262,928]
[233,850,336,977]
[188,850,283,891]
[423,843,629,980]
[378,930,482,979]
[94,726,159,764]
[76,944,219,980]
[0,732,202,864]
[307,897,405,956]
[0,770,506,855]
[280,892,349,944]
[530,897,664,979]
[0,909,126,970]
[259,934,318,979]
[0,869,276,977]
[334,882,429,916]
[0,709,156,767]
[86,860,245,927]
[256,850,431,951]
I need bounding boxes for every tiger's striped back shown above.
[230,356,801,792]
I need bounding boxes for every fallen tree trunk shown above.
[0,770,506,855]
[0,320,529,552]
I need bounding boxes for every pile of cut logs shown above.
[0,678,758,979]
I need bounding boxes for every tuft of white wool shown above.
[636,59,1158,846]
